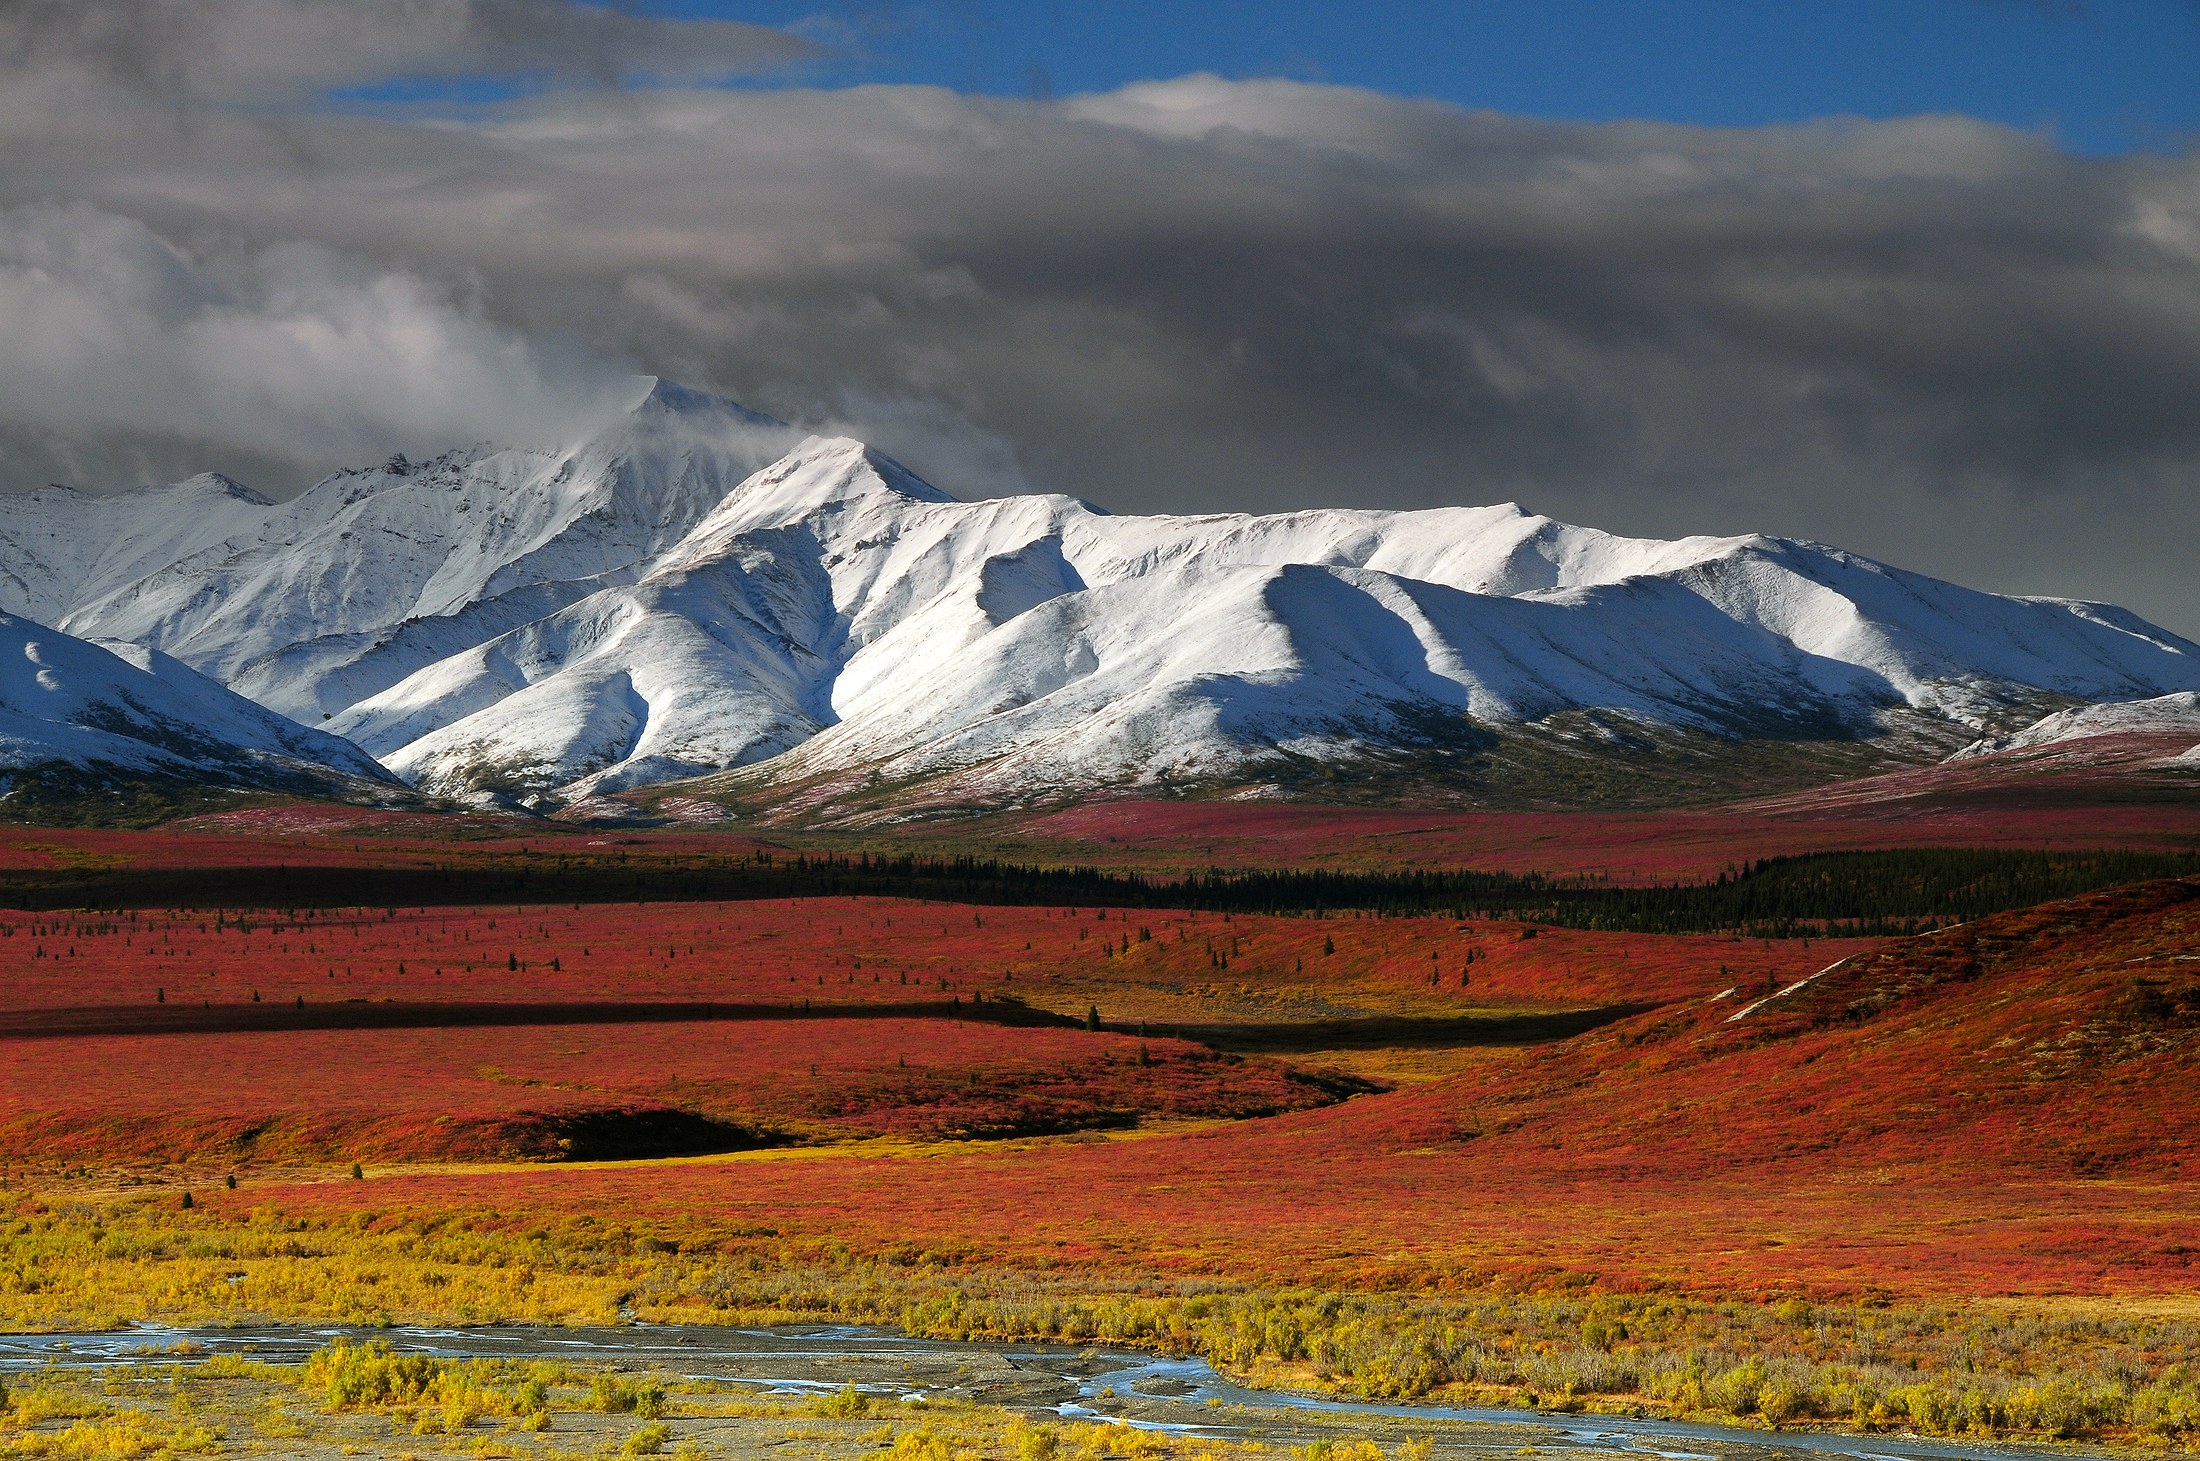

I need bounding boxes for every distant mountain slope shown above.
[0,474,281,632]
[1952,691,2200,760]
[0,615,403,814]
[1722,692,2200,818]
[5,379,2196,817]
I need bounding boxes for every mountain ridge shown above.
[2,379,2195,819]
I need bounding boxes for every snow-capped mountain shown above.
[0,615,400,803]
[4,378,2196,816]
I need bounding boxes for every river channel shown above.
[0,1323,2109,1461]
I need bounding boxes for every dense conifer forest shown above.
[8,841,2193,936]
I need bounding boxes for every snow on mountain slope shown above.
[1949,692,2200,761]
[333,530,836,799]
[226,575,638,726]
[324,429,2200,807]
[0,614,400,798]
[769,563,1863,800]
[0,476,280,629]
[1660,543,2198,722]
[9,378,2199,813]
[330,441,937,799]
[12,380,801,690]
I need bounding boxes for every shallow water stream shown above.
[0,1323,2106,1461]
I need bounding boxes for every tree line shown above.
[3,842,2193,935]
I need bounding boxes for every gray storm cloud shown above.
[1,3,2197,632]
[0,200,628,467]
[0,0,814,98]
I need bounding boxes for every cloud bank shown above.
[1,4,2197,631]
[0,200,624,469]
[0,0,812,99]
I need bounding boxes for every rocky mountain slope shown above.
[4,379,2196,817]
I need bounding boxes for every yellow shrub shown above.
[590,1375,667,1415]
[1013,1420,1060,1461]
[13,1388,112,1423]
[11,1413,219,1460]
[623,1420,673,1456]
[1065,1422,1118,1461]
[890,1425,955,1461]
[304,1340,441,1410]
[1759,1380,1811,1423]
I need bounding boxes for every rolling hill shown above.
[1337,873,2200,1181]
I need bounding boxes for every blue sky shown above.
[626,0,2200,155]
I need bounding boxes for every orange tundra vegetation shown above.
[0,865,1900,1279]
[985,798,2200,878]
[0,1020,1369,1163]
[5,879,2193,1301]
[0,892,1862,1162]
[228,872,2199,1300]
[8,787,2199,890]
[0,893,1855,1017]
[6,876,2200,1443]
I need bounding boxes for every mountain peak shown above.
[628,376,787,430]
[12,397,2200,820]
[155,473,275,506]
[860,444,961,507]
[680,436,957,530]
